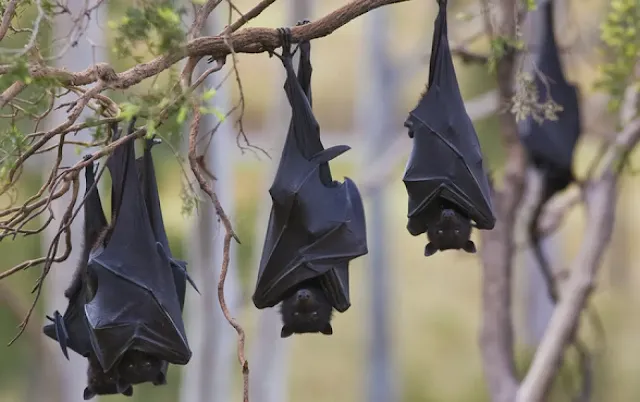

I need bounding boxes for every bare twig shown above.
[187,101,247,401]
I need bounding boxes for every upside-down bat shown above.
[402,0,496,257]
[517,0,581,301]
[44,120,196,399]
[252,24,368,338]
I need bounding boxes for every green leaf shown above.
[177,105,188,124]
[202,88,217,101]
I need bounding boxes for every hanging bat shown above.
[252,25,368,338]
[402,0,495,257]
[80,120,192,383]
[518,0,581,302]
[43,156,134,400]
[133,133,199,384]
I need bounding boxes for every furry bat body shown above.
[252,25,368,338]
[517,0,581,300]
[403,0,495,257]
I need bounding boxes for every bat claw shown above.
[52,310,70,360]
[126,116,138,135]
[295,19,311,26]
[82,154,93,162]
[276,26,293,56]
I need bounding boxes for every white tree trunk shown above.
[42,1,107,401]
[179,8,240,402]
[357,7,399,402]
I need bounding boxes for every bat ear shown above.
[320,323,333,336]
[153,372,167,386]
[122,386,134,397]
[280,325,294,338]
[463,240,477,254]
[117,379,131,394]
[83,387,96,400]
[424,242,438,257]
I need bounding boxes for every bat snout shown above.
[296,289,312,301]
[441,209,455,219]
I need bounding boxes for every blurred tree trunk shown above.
[42,2,107,401]
[248,2,312,401]
[179,8,240,402]
[357,7,399,402]
[518,0,564,348]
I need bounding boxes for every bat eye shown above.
[437,230,443,235]
[294,312,300,317]
[454,230,460,235]
[311,311,318,318]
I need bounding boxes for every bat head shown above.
[424,207,476,256]
[117,350,165,386]
[279,286,334,338]
[84,357,133,400]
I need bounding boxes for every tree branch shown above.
[0,0,19,42]
[516,118,640,402]
[2,0,408,91]
[479,1,526,401]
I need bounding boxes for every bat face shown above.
[84,356,133,400]
[280,283,334,338]
[424,207,476,256]
[117,350,165,385]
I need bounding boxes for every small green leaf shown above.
[177,105,188,124]
[202,88,217,101]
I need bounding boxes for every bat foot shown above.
[296,19,311,26]
[276,27,293,56]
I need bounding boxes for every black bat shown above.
[402,0,495,257]
[517,0,581,301]
[134,132,199,384]
[43,156,134,400]
[252,24,368,338]
[81,121,192,382]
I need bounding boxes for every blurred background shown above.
[1,0,640,401]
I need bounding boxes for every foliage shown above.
[109,0,187,61]
[595,0,640,113]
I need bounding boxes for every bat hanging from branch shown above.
[252,22,368,339]
[517,0,582,303]
[402,0,496,257]
[43,119,198,400]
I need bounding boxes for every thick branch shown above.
[479,1,526,401]
[1,0,408,90]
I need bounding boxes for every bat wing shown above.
[43,295,93,359]
[517,1,581,172]
[85,124,190,372]
[402,0,495,229]
[84,159,108,245]
[136,138,198,294]
[253,40,368,308]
